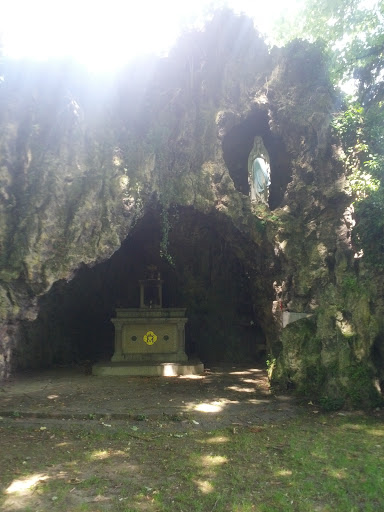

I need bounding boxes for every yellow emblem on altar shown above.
[143,330,157,346]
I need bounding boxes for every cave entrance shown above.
[18,206,269,370]
[222,109,291,210]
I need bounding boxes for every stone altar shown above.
[93,272,203,376]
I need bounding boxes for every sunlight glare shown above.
[226,385,255,393]
[6,474,49,494]
[90,450,110,460]
[179,374,205,379]
[195,402,223,413]
[203,435,230,443]
[328,468,347,480]
[90,449,126,460]
[194,479,214,493]
[200,455,228,466]
[276,469,293,476]
[1,0,304,71]
[1,0,192,71]
[163,364,178,377]
[367,429,384,437]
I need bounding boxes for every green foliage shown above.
[332,102,380,197]
[266,355,276,379]
[276,2,384,270]
[332,103,364,147]
[319,395,345,411]
[365,100,384,155]
[298,362,327,397]
[345,363,383,408]
[331,100,384,266]
[341,275,360,296]
[275,0,384,97]
[133,414,148,421]
[353,187,384,267]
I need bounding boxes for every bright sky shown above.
[0,0,303,71]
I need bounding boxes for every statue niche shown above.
[248,136,271,205]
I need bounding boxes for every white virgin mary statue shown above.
[248,136,271,205]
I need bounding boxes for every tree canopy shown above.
[276,0,383,96]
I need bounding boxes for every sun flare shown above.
[1,0,190,71]
[1,0,302,71]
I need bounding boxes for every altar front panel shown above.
[122,324,178,354]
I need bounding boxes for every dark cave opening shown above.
[222,109,292,210]
[18,207,269,370]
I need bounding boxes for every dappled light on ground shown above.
[88,448,128,461]
[226,385,256,393]
[193,401,225,413]
[90,450,113,460]
[228,370,254,375]
[203,436,230,444]
[200,455,228,467]
[185,397,242,414]
[247,398,274,405]
[229,369,263,375]
[1,411,384,511]
[194,479,214,494]
[0,365,298,432]
[192,453,228,497]
[275,469,293,476]
[4,473,51,511]
[178,374,205,380]
[328,468,347,480]
[6,473,49,494]
[366,428,384,436]
[242,378,265,384]
[1,440,146,511]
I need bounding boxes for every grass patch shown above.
[1,413,383,511]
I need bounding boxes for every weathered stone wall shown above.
[0,63,137,376]
[0,11,382,406]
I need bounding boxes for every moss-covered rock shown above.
[0,11,383,407]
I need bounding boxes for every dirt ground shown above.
[0,364,300,432]
[2,366,384,512]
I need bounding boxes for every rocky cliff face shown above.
[0,11,382,407]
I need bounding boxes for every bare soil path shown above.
[0,365,300,432]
